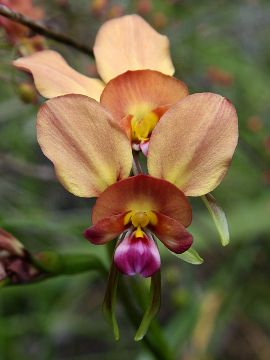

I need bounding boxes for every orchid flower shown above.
[13,14,175,101]
[36,90,238,275]
[35,94,192,277]
[84,175,192,277]
[13,14,238,276]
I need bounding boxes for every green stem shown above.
[0,4,93,56]
[132,150,143,175]
[118,279,174,360]
[106,243,174,360]
[33,251,107,276]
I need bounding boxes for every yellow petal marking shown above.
[124,210,158,238]
[131,111,159,142]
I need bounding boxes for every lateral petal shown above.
[92,174,192,226]
[84,213,126,245]
[37,94,133,197]
[94,14,175,83]
[148,93,238,196]
[151,213,193,254]
[100,70,188,123]
[13,50,104,101]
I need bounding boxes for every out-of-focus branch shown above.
[0,4,94,57]
[0,153,55,181]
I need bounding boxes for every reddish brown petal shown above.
[84,213,126,245]
[150,212,193,254]
[92,175,192,226]
[100,70,188,123]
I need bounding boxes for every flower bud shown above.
[0,228,40,284]
[17,82,38,104]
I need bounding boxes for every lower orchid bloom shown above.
[84,175,192,277]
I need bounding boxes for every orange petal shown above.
[13,50,104,101]
[94,14,175,83]
[84,213,126,245]
[148,93,238,196]
[100,70,188,123]
[92,174,192,226]
[37,94,133,197]
[150,212,193,254]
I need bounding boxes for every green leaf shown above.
[134,270,161,341]
[171,248,204,265]
[102,260,120,341]
[202,193,230,246]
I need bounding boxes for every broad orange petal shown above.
[148,93,238,196]
[37,94,133,197]
[84,213,126,245]
[100,70,188,124]
[94,14,175,83]
[92,175,192,226]
[13,50,104,101]
[150,213,193,254]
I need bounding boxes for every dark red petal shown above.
[92,174,192,227]
[84,213,126,245]
[114,231,160,278]
[150,212,193,254]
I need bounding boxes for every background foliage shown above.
[0,0,270,359]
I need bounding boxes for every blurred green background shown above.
[0,0,270,359]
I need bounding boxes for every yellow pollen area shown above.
[131,111,159,142]
[124,210,158,238]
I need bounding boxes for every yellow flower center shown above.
[131,111,159,142]
[124,210,158,238]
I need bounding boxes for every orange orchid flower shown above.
[84,175,192,277]
[13,14,175,102]
[36,91,238,275]
[15,14,238,277]
[13,15,189,154]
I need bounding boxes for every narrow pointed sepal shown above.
[170,247,204,265]
[134,270,161,341]
[202,193,230,246]
[102,258,120,340]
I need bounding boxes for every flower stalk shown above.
[0,4,93,56]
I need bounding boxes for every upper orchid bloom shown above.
[0,228,39,284]
[100,70,188,154]
[13,14,175,102]
[84,175,193,277]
